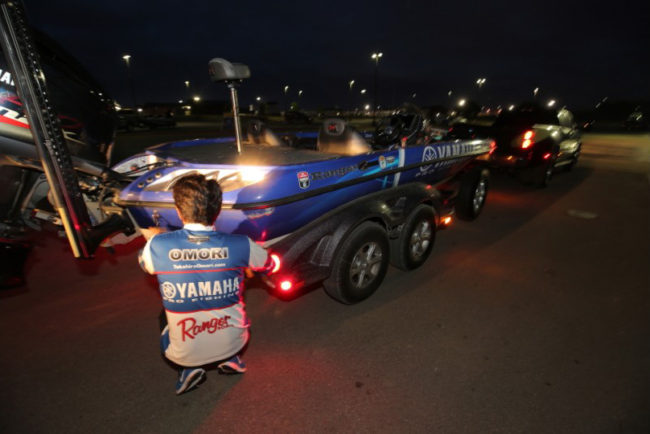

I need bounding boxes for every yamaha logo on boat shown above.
[420,146,438,172]
[297,171,310,189]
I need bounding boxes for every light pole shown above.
[475,77,486,104]
[122,54,137,107]
[283,85,289,111]
[184,80,190,100]
[348,80,355,111]
[371,51,383,123]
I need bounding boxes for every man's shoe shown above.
[175,367,205,395]
[218,355,247,374]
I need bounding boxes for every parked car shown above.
[448,103,582,187]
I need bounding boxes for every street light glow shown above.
[349,80,355,89]
[476,77,486,87]
[371,52,383,61]
[193,95,201,102]
[547,99,556,107]
[360,89,367,94]
[458,99,466,107]
[534,87,539,97]
[283,85,289,94]
[508,104,515,111]
[256,96,261,102]
[298,90,303,97]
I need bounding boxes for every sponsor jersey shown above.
[139,223,270,366]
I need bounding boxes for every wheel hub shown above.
[350,242,383,289]
[473,178,487,213]
[409,220,432,259]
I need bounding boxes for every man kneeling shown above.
[139,174,272,395]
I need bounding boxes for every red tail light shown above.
[270,253,281,274]
[279,280,293,292]
[489,140,496,154]
[521,130,534,149]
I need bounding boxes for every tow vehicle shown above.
[0,3,491,302]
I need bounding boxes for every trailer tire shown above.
[390,205,436,271]
[323,222,389,304]
[456,167,489,221]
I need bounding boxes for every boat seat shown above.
[317,119,372,156]
[247,119,284,147]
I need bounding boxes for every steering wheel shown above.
[374,117,405,148]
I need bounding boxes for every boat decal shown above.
[297,171,310,189]
[378,155,387,169]
[118,143,490,211]
[311,164,357,180]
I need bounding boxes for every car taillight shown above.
[279,280,293,292]
[521,130,534,149]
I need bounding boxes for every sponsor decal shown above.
[161,278,240,301]
[311,164,356,180]
[246,207,275,220]
[297,171,310,189]
[0,69,15,86]
[0,104,28,129]
[168,247,229,261]
[419,143,478,176]
[178,315,232,341]
[378,155,387,169]
[386,156,396,164]
[420,146,438,172]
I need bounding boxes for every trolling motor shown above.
[208,58,250,154]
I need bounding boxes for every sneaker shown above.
[175,367,206,395]
[217,355,247,374]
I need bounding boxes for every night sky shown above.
[25,0,650,111]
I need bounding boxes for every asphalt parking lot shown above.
[1,129,648,433]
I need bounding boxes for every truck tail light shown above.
[521,130,534,149]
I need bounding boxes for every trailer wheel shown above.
[323,222,389,304]
[456,167,489,221]
[390,205,436,271]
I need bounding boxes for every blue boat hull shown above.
[117,138,491,241]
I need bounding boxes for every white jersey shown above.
[139,223,270,366]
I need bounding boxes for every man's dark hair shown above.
[172,174,222,225]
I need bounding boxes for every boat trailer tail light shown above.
[279,280,293,292]
[270,253,281,274]
[442,216,452,225]
[521,130,535,149]
[543,152,552,160]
